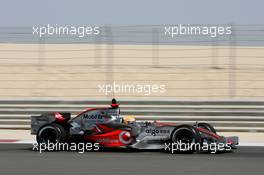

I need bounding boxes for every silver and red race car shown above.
[31,99,239,153]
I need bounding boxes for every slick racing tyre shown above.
[197,123,216,134]
[171,125,201,153]
[37,123,67,144]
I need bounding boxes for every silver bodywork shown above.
[129,123,175,149]
[31,107,239,150]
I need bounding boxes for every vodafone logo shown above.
[119,131,132,144]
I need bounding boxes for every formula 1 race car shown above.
[31,99,239,153]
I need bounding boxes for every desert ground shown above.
[0,44,263,100]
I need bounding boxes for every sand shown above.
[0,43,263,100]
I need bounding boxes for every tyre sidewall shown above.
[37,123,67,144]
[171,125,201,153]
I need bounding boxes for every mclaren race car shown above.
[31,99,239,153]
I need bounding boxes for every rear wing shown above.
[31,112,71,135]
[31,115,55,135]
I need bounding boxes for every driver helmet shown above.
[123,116,136,124]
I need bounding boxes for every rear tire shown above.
[171,125,201,153]
[37,123,67,144]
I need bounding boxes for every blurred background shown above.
[0,0,264,135]
[0,25,264,100]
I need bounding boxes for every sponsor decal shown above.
[83,114,103,120]
[145,128,170,136]
[119,131,132,144]
[96,138,119,143]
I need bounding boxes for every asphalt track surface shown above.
[0,144,263,175]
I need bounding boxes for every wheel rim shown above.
[38,127,58,143]
[174,129,195,144]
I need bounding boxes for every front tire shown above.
[171,125,201,153]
